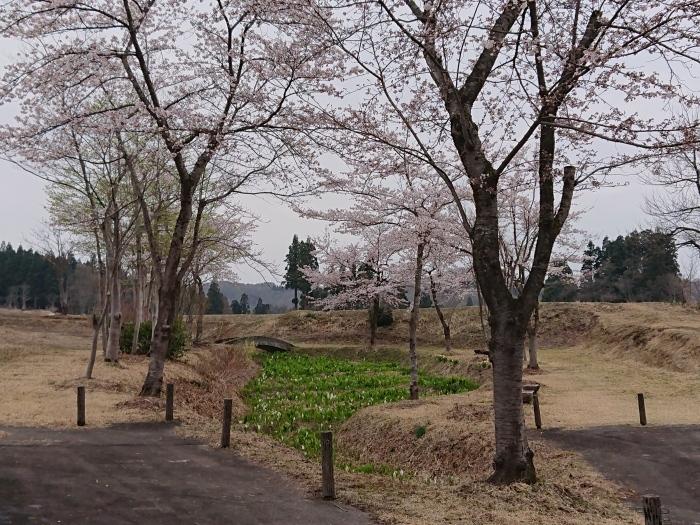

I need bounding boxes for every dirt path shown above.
[543,425,700,525]
[0,423,373,525]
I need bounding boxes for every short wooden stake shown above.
[321,431,335,500]
[642,494,662,525]
[165,383,174,422]
[221,398,233,448]
[77,386,86,427]
[533,392,542,430]
[637,393,647,426]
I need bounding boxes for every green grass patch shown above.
[243,352,477,457]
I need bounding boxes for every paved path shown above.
[0,423,373,525]
[543,425,700,525]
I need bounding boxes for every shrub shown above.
[120,319,188,359]
[376,303,394,327]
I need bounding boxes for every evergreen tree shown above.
[541,261,578,302]
[578,230,682,302]
[206,280,226,314]
[283,235,318,309]
[239,293,250,314]
[230,298,242,314]
[253,297,270,314]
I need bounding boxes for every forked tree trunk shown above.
[428,273,451,352]
[488,313,536,484]
[526,302,540,370]
[408,242,424,400]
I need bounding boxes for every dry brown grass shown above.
[0,308,193,428]
[6,303,697,524]
[525,344,700,428]
[335,388,639,525]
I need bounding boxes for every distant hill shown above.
[216,281,296,313]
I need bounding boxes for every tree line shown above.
[0,242,99,314]
[543,230,685,303]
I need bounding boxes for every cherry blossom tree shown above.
[308,228,406,349]
[311,0,700,482]
[0,0,334,395]
[303,153,464,398]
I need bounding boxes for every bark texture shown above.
[408,242,425,400]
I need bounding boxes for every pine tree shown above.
[239,293,250,314]
[230,299,242,314]
[206,280,226,314]
[253,297,270,314]
[283,235,318,309]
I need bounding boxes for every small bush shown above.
[414,425,427,439]
[376,303,394,327]
[120,319,188,359]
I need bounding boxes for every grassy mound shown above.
[338,390,637,524]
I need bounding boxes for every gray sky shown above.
[0,159,658,283]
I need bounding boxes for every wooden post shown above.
[221,398,233,448]
[321,431,335,500]
[165,383,174,422]
[533,392,542,430]
[642,495,662,525]
[638,393,647,426]
[77,386,86,427]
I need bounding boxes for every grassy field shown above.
[5,303,699,523]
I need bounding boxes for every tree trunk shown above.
[140,275,180,395]
[194,276,205,344]
[526,302,540,370]
[368,296,379,350]
[131,231,144,355]
[476,281,489,344]
[429,273,452,352]
[488,312,536,484]
[408,242,424,400]
[140,180,195,397]
[104,263,122,362]
[86,294,110,379]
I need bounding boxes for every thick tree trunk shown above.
[140,275,180,396]
[488,312,536,484]
[408,242,424,400]
[429,273,451,352]
[368,296,379,350]
[526,302,540,370]
[140,180,195,397]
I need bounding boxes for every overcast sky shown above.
[0,34,684,284]
[0,159,660,283]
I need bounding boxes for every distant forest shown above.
[0,242,98,313]
[0,231,694,316]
